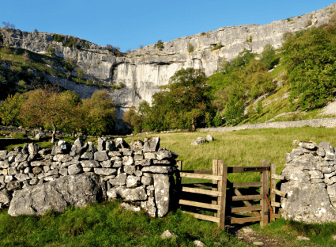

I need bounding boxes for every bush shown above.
[188,43,194,53]
[156,40,163,50]
[47,45,54,55]
[260,44,276,70]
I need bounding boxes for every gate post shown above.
[218,160,227,230]
[260,160,269,227]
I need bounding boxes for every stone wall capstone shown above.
[280,140,336,223]
[0,137,178,218]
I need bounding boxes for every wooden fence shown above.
[176,159,283,229]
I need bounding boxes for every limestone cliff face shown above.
[1,3,335,114]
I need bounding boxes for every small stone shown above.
[126,175,141,188]
[123,156,134,166]
[93,168,117,176]
[81,160,100,168]
[59,168,68,176]
[297,236,310,240]
[108,151,122,157]
[122,149,133,156]
[144,137,160,152]
[141,176,153,185]
[252,242,264,246]
[29,178,39,185]
[101,160,112,168]
[81,152,94,160]
[130,140,144,151]
[124,165,135,175]
[109,173,127,186]
[43,166,50,173]
[193,240,205,247]
[161,230,177,239]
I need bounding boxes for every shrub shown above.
[47,45,54,55]
[2,22,15,29]
[260,44,276,70]
[156,40,163,50]
[77,69,83,79]
[188,43,194,53]
[22,51,30,62]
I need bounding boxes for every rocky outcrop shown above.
[1,3,335,116]
[280,140,336,223]
[0,137,178,218]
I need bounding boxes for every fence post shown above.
[176,161,182,195]
[212,160,219,216]
[260,160,269,227]
[218,160,227,230]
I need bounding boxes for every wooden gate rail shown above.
[177,159,271,229]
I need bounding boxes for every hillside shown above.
[1,3,336,134]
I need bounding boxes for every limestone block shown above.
[68,164,83,175]
[123,156,134,166]
[115,138,128,149]
[113,161,122,168]
[105,140,115,151]
[120,202,141,212]
[15,154,28,163]
[101,160,112,168]
[30,161,43,167]
[0,190,11,205]
[94,151,108,162]
[59,168,68,176]
[109,173,127,186]
[318,148,326,157]
[87,142,97,152]
[280,182,336,223]
[122,149,133,156]
[43,166,50,173]
[126,175,141,188]
[6,181,22,191]
[320,142,335,154]
[1,169,7,175]
[324,176,336,185]
[38,148,52,156]
[8,173,101,216]
[153,174,170,217]
[8,156,15,163]
[28,143,39,156]
[44,175,59,182]
[108,151,122,157]
[308,171,323,179]
[15,173,30,182]
[141,166,174,174]
[29,178,39,185]
[153,160,171,165]
[0,175,3,183]
[23,167,31,174]
[144,137,160,152]
[124,165,135,175]
[0,151,8,161]
[130,140,144,151]
[0,160,9,169]
[322,167,335,174]
[144,153,157,160]
[116,186,147,202]
[299,141,317,150]
[98,137,105,152]
[8,167,18,176]
[140,197,156,217]
[135,159,152,166]
[134,170,142,177]
[146,185,155,197]
[93,168,117,176]
[157,149,178,160]
[311,178,324,184]
[134,155,143,161]
[110,156,122,161]
[325,172,336,179]
[46,169,59,176]
[328,184,336,202]
[4,175,13,183]
[107,188,117,199]
[141,176,153,185]
[81,160,100,168]
[81,152,94,160]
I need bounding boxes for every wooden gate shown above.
[177,159,271,229]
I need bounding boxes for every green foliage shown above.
[0,93,26,126]
[213,110,222,127]
[46,44,54,55]
[260,44,276,70]
[137,68,214,131]
[53,34,79,49]
[77,68,83,79]
[282,22,336,110]
[156,40,164,50]
[17,80,27,93]
[188,43,194,53]
[122,106,144,134]
[211,43,223,51]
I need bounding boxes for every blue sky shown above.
[1,0,335,51]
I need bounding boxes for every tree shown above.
[142,68,214,131]
[261,44,276,70]
[0,93,26,126]
[20,85,79,143]
[2,22,15,29]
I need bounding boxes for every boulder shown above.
[153,174,170,217]
[191,137,207,145]
[8,173,101,216]
[206,134,214,142]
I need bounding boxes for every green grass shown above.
[124,127,336,183]
[0,200,247,247]
[251,218,336,246]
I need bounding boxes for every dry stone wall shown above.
[280,140,336,223]
[0,137,178,218]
